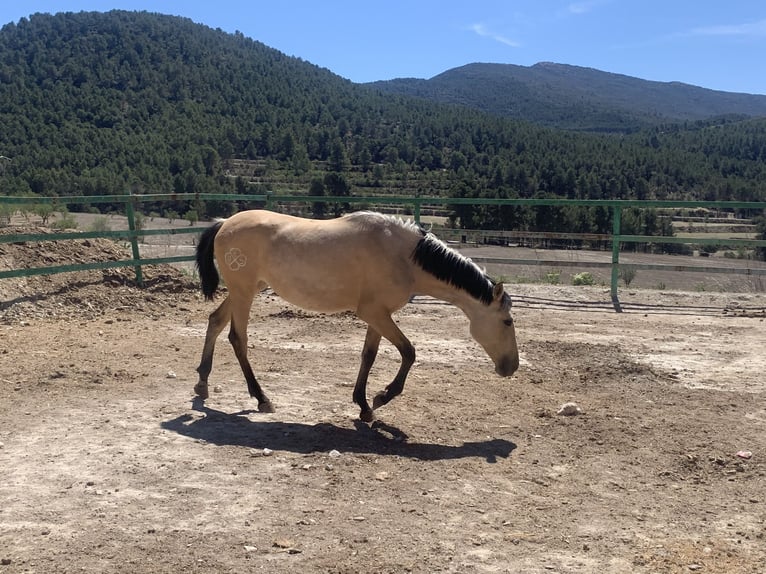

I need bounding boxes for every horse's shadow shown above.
[160,398,516,463]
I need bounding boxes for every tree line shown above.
[0,10,764,253]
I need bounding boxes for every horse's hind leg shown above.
[195,296,232,399]
[228,293,274,413]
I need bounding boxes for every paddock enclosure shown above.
[1,234,765,574]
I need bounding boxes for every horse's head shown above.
[468,283,519,377]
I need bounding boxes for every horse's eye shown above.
[503,318,514,327]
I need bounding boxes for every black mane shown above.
[411,233,495,305]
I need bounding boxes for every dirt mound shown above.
[0,226,200,323]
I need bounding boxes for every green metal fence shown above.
[1,193,764,311]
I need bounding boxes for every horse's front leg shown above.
[353,326,382,422]
[371,335,415,412]
[195,297,231,399]
[361,314,415,415]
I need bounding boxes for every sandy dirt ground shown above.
[1,231,765,574]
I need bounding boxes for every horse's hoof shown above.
[258,401,275,413]
[194,383,209,400]
[359,410,374,423]
[372,392,387,411]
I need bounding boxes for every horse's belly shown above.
[266,277,358,313]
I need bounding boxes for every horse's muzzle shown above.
[495,356,519,377]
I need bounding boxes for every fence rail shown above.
[1,193,764,311]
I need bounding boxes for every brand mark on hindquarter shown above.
[224,247,247,271]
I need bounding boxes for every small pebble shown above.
[166,370,177,379]
[557,402,583,416]
[273,538,293,549]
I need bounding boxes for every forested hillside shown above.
[0,10,765,238]
[369,62,766,132]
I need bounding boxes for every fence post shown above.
[125,197,143,286]
[413,198,422,224]
[610,205,622,312]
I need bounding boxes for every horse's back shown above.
[213,210,420,312]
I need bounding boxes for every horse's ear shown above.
[492,282,505,302]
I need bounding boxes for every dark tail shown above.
[196,221,224,301]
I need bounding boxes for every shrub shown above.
[0,203,13,227]
[620,266,637,287]
[543,271,560,285]
[51,213,78,230]
[185,209,199,225]
[132,211,145,231]
[572,272,595,286]
[33,203,56,225]
[88,216,112,233]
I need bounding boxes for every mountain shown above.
[0,10,765,220]
[367,62,766,132]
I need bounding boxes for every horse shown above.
[194,210,519,422]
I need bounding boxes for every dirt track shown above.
[1,236,766,573]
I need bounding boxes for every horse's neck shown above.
[413,272,484,317]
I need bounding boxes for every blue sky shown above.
[3,1,766,94]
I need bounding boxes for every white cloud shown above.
[564,0,613,16]
[687,18,766,38]
[469,23,520,47]
[567,1,599,15]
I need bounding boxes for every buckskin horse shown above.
[194,210,519,422]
